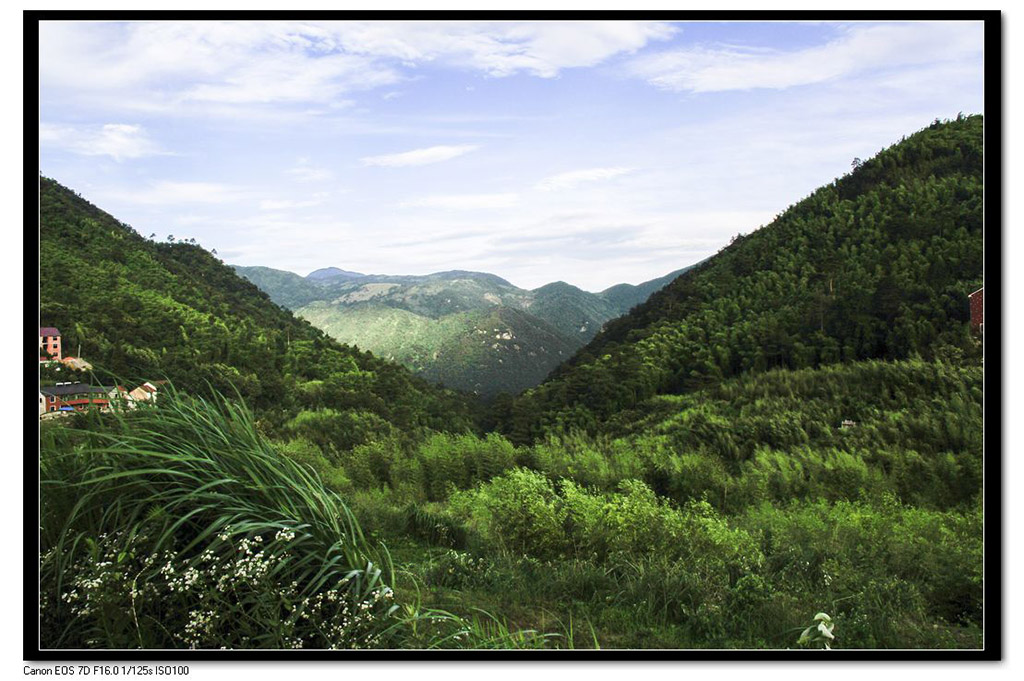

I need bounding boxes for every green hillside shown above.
[232,265,328,308]
[528,281,619,341]
[296,301,577,396]
[600,265,696,313]
[504,116,984,442]
[420,306,577,395]
[295,302,465,373]
[38,177,476,435]
[328,271,530,318]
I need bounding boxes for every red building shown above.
[40,327,62,361]
[969,287,983,334]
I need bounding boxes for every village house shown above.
[107,385,133,409]
[62,356,93,371]
[129,381,161,404]
[969,287,983,334]
[39,327,62,362]
[39,382,111,414]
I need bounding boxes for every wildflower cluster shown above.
[41,528,400,649]
[41,533,162,646]
[427,549,492,588]
[53,533,151,617]
[292,582,396,649]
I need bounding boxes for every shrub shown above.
[448,468,567,559]
[417,432,517,501]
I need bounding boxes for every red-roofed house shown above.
[128,381,160,404]
[39,383,111,414]
[40,327,62,361]
[969,287,983,334]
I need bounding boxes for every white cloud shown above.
[536,166,634,191]
[361,144,479,167]
[629,21,983,93]
[102,181,252,206]
[259,199,324,211]
[39,122,167,161]
[324,20,677,78]
[285,158,334,182]
[39,21,400,115]
[182,51,397,105]
[401,193,519,210]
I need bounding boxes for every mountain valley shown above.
[235,263,693,395]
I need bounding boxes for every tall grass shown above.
[40,386,402,648]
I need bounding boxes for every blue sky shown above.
[38,19,985,291]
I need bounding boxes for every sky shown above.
[37,19,985,291]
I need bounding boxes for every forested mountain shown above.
[235,264,692,396]
[599,266,695,313]
[229,265,327,309]
[501,116,984,442]
[38,177,476,434]
[297,301,577,396]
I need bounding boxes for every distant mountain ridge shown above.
[306,266,365,282]
[234,263,694,396]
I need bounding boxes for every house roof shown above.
[40,383,110,396]
[969,286,983,298]
[40,327,61,337]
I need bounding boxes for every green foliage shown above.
[284,408,394,454]
[340,356,982,649]
[497,360,981,513]
[447,470,763,572]
[449,468,569,560]
[742,497,983,632]
[797,612,835,649]
[277,437,351,492]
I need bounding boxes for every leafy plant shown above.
[797,612,836,649]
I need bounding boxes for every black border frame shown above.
[24,9,1003,662]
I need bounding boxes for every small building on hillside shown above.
[61,356,93,371]
[969,287,983,334]
[39,327,62,362]
[107,385,133,410]
[128,381,161,404]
